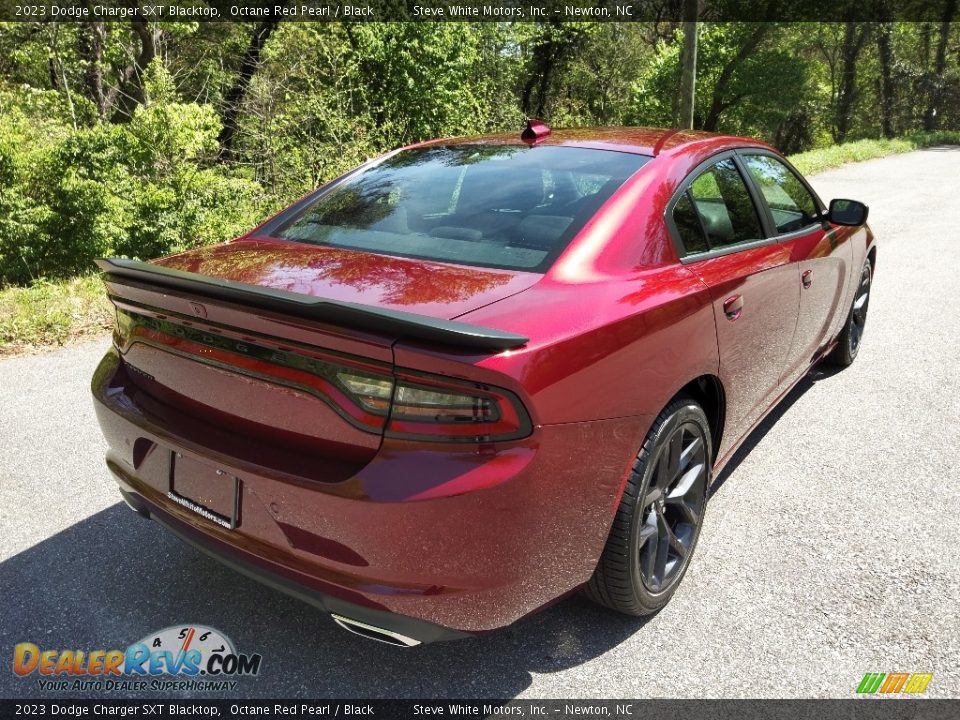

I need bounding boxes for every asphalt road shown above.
[1,148,958,700]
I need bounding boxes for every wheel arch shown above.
[676,374,725,465]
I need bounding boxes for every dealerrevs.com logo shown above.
[13,625,262,692]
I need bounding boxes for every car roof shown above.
[414,127,776,158]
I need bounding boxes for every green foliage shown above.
[628,24,813,142]
[1,18,958,295]
[0,65,268,285]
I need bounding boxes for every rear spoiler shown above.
[95,258,528,351]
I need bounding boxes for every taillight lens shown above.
[335,371,394,414]
[336,369,531,442]
[384,373,531,442]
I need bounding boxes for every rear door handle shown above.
[723,294,743,321]
[802,269,813,289]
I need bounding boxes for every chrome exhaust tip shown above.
[331,614,421,647]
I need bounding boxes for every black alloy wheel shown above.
[586,397,711,616]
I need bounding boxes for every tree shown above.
[519,21,594,119]
[923,0,958,131]
[678,0,698,129]
[834,21,870,144]
[217,17,284,158]
[701,23,771,131]
[876,21,896,138]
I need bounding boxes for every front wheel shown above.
[829,259,872,367]
[585,397,711,616]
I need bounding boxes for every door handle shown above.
[802,269,813,289]
[723,294,743,321]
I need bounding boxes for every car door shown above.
[667,153,799,457]
[738,151,854,387]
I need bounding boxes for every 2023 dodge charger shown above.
[92,123,874,646]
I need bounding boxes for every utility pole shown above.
[679,0,699,130]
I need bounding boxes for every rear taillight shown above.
[115,308,531,443]
[336,368,531,442]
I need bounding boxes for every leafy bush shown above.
[0,66,270,286]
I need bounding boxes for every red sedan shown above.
[92,123,874,646]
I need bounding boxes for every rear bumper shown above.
[93,348,649,638]
[116,484,467,645]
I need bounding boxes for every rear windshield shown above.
[269,145,650,272]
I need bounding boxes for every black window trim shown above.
[665,149,777,264]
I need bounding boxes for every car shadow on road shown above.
[708,363,843,499]
[0,501,654,699]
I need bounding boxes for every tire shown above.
[585,397,712,616]
[829,258,873,367]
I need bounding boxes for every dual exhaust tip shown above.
[331,614,421,647]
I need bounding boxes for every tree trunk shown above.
[110,16,159,123]
[923,0,958,131]
[678,0,699,130]
[876,22,896,138]
[835,22,869,144]
[76,21,108,118]
[218,18,282,159]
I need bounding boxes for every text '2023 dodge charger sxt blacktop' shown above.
[92,122,874,646]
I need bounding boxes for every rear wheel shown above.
[586,397,711,616]
[829,259,872,367]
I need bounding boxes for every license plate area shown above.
[168,452,240,530]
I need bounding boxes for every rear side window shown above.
[742,154,819,234]
[672,192,710,254]
[672,157,764,254]
[271,146,649,272]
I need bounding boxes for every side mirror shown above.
[828,198,869,226]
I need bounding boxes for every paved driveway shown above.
[1,149,958,699]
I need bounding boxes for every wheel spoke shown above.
[678,434,703,472]
[669,496,700,525]
[668,461,705,501]
[667,430,683,479]
[667,523,688,559]
[853,291,869,312]
[637,513,657,548]
[640,511,659,584]
[643,486,662,507]
[654,449,670,490]
[654,510,671,584]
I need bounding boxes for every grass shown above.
[0,275,113,356]
[788,130,960,175]
[1,130,958,357]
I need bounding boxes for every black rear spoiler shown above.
[95,258,528,351]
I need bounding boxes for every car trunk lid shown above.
[152,238,542,320]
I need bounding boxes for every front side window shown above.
[742,154,820,234]
[673,157,764,254]
[270,146,650,272]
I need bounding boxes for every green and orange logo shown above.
[856,672,933,695]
